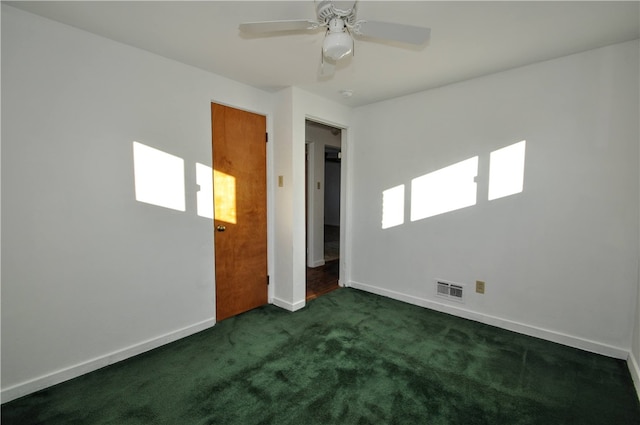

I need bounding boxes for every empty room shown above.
[2,1,640,424]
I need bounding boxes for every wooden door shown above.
[212,103,267,321]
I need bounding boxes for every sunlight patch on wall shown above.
[488,140,526,201]
[214,170,237,224]
[133,142,185,211]
[196,163,213,219]
[382,185,405,229]
[410,156,478,221]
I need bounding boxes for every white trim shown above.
[628,352,640,401]
[1,318,216,403]
[349,280,629,359]
[271,297,306,312]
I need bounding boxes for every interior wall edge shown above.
[348,280,629,360]
[271,297,306,313]
[628,352,640,402]
[631,352,640,401]
[0,318,216,404]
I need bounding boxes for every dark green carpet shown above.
[3,288,640,424]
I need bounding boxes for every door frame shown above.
[304,117,348,290]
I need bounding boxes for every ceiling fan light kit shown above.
[323,19,353,61]
[239,1,430,77]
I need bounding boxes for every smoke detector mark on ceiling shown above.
[340,89,354,98]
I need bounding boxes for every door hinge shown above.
[267,275,270,286]
[266,133,269,143]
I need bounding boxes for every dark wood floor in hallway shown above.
[306,259,340,301]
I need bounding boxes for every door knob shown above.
[216,225,226,232]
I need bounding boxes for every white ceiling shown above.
[7,1,640,107]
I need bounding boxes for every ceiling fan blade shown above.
[355,20,430,45]
[239,20,321,34]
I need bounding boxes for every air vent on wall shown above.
[436,280,465,303]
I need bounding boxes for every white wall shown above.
[1,6,275,401]
[350,40,639,357]
[271,88,296,309]
[306,139,324,267]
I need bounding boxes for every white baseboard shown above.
[308,259,325,268]
[349,280,629,360]
[4,286,632,404]
[272,297,306,312]
[628,352,640,401]
[1,318,216,404]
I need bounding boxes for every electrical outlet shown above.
[476,280,485,294]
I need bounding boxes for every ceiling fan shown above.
[239,0,431,77]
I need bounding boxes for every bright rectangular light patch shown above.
[214,170,237,224]
[196,163,213,219]
[382,185,405,229]
[488,140,526,201]
[411,156,478,221]
[133,142,185,211]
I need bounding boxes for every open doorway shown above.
[305,120,341,301]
